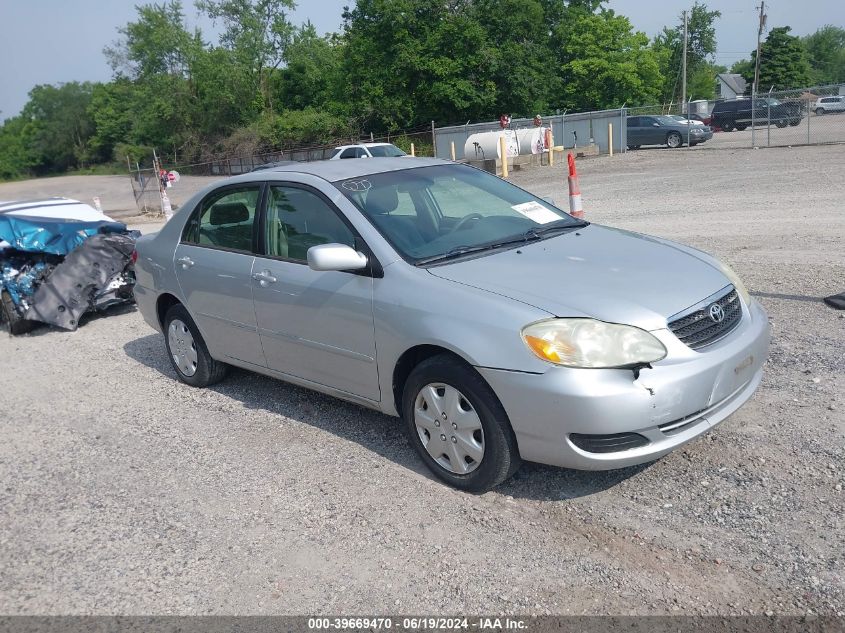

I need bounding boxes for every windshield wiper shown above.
[415,244,498,265]
[415,221,589,266]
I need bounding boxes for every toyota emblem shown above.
[708,303,725,323]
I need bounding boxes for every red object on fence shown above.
[567,153,584,219]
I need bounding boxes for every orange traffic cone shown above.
[567,153,584,219]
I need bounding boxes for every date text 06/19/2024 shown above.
[307,617,528,630]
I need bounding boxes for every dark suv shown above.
[710,98,803,131]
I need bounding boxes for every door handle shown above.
[177,256,195,269]
[252,270,277,286]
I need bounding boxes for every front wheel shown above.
[735,124,748,131]
[775,119,788,128]
[0,290,38,336]
[402,355,521,492]
[666,132,682,148]
[163,304,228,387]
[816,108,825,115]
[720,121,734,132]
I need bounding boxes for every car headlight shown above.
[521,319,667,368]
[716,260,751,304]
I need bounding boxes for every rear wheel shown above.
[627,145,641,150]
[720,121,734,132]
[735,123,748,131]
[402,354,521,492]
[775,119,788,128]
[163,304,227,387]
[666,132,682,148]
[816,108,825,115]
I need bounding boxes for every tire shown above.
[402,354,521,492]
[666,132,682,148]
[720,121,734,132]
[627,145,641,150]
[775,119,788,128]
[735,124,748,131]
[163,303,227,387]
[0,290,38,336]
[816,108,825,115]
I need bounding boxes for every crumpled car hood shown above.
[427,224,730,331]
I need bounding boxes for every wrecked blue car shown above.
[0,198,138,335]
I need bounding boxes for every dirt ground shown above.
[0,144,843,616]
[0,174,222,220]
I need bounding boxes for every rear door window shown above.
[182,187,260,252]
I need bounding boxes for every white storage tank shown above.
[464,130,519,160]
[515,127,548,155]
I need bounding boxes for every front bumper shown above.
[478,299,770,470]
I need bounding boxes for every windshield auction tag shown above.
[511,201,559,225]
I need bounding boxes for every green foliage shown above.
[652,2,721,102]
[750,27,812,91]
[802,25,845,85]
[0,116,39,180]
[554,8,663,110]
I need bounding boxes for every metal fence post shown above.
[767,86,773,147]
[431,120,437,158]
[620,106,626,153]
[751,85,757,149]
[807,100,811,144]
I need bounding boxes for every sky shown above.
[1,0,843,122]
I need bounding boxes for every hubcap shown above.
[167,319,198,377]
[414,383,484,475]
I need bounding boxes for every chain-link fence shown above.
[127,128,437,213]
[626,83,845,150]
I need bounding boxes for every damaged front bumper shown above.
[0,209,138,335]
[477,298,771,470]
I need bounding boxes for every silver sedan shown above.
[133,158,769,492]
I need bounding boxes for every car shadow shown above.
[123,332,646,500]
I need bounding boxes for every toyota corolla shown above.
[132,158,770,492]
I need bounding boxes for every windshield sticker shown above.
[511,201,559,225]
[341,179,372,192]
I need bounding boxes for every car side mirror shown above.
[307,243,368,272]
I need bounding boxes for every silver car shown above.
[133,158,769,492]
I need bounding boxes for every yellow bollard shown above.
[608,123,613,156]
[450,141,456,161]
[548,130,555,167]
[410,143,415,157]
[499,135,508,178]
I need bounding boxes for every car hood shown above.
[426,224,730,331]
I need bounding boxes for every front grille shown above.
[569,432,649,454]
[668,286,742,350]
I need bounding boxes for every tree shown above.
[803,25,845,85]
[652,2,721,102]
[749,27,811,91]
[196,0,296,112]
[277,23,343,112]
[0,116,39,179]
[552,7,663,110]
[341,0,498,129]
[21,82,97,173]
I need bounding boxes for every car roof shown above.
[224,156,446,184]
[334,142,396,150]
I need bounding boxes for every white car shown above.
[330,143,407,159]
[814,96,845,115]
[667,115,706,126]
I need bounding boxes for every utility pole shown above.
[753,2,766,96]
[681,10,688,113]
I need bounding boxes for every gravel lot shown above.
[1,144,843,616]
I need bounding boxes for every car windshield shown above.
[334,164,583,264]
[367,145,406,157]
